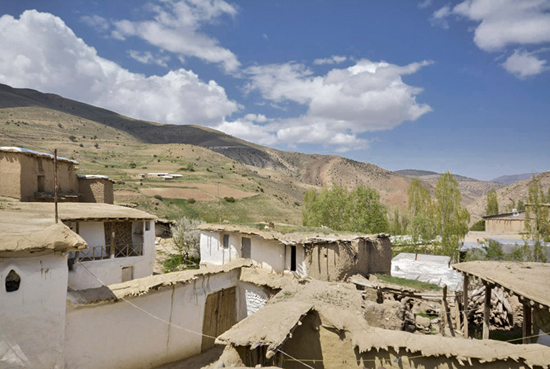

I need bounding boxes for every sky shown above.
[0,0,549,181]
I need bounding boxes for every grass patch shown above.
[375,274,442,291]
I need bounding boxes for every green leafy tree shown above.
[302,185,388,234]
[486,189,499,216]
[524,175,549,262]
[517,200,526,212]
[164,217,205,272]
[407,178,436,243]
[435,172,470,260]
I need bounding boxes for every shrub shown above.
[153,195,163,201]
[129,163,137,169]
[470,220,485,231]
[187,198,196,204]
[69,135,77,142]
[224,196,235,203]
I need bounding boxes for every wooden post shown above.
[483,284,492,339]
[441,284,448,336]
[54,149,58,223]
[463,274,469,338]
[523,303,532,344]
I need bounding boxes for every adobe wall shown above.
[0,152,22,199]
[486,219,525,233]
[0,151,78,201]
[304,237,392,281]
[0,252,68,368]
[78,178,114,204]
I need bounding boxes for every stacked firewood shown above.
[467,285,514,329]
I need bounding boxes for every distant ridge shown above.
[396,169,438,177]
[491,173,540,185]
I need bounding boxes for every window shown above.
[145,221,151,231]
[5,270,21,292]
[223,234,230,249]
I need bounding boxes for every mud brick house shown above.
[198,223,392,281]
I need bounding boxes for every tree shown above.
[302,185,389,234]
[524,175,549,262]
[407,178,436,243]
[435,172,470,260]
[486,189,499,216]
[165,217,205,272]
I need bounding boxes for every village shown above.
[1,146,550,369]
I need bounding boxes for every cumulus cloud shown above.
[216,59,432,152]
[112,0,240,73]
[432,0,550,77]
[313,55,347,65]
[0,10,239,125]
[418,0,434,8]
[502,49,548,78]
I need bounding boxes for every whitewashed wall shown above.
[65,269,242,369]
[68,220,155,290]
[238,281,270,321]
[0,252,68,369]
[200,231,307,276]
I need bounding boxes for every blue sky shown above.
[0,0,549,180]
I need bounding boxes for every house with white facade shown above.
[198,223,392,281]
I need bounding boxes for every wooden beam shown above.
[463,274,469,338]
[483,284,492,339]
[523,304,532,344]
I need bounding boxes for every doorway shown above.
[290,245,297,272]
[201,287,236,351]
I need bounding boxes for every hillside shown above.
[396,169,505,206]
[492,173,540,185]
[467,171,550,223]
[0,83,415,223]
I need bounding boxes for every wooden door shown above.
[201,287,236,351]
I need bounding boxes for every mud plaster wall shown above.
[304,238,391,281]
[0,253,68,368]
[279,311,530,369]
[0,152,78,201]
[78,178,114,204]
[486,219,525,233]
[65,269,242,369]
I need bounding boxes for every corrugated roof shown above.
[483,211,525,220]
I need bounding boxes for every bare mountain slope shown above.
[467,171,550,223]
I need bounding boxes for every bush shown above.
[470,220,485,231]
[187,198,196,204]
[153,195,163,201]
[69,135,77,142]
[224,196,235,203]
[129,163,137,169]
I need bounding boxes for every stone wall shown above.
[486,219,525,233]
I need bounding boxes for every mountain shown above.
[467,171,550,223]
[491,173,540,185]
[0,83,414,222]
[396,169,505,206]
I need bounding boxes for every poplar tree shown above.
[486,189,499,216]
[435,171,470,260]
[524,175,549,262]
[407,178,436,243]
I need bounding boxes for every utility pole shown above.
[54,149,58,223]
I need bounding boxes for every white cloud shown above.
[502,49,548,78]
[430,5,451,29]
[452,0,550,51]
[313,55,347,65]
[221,59,432,152]
[80,14,109,32]
[418,0,434,9]
[112,0,240,73]
[127,50,170,67]
[0,10,239,125]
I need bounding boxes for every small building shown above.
[198,223,392,281]
[483,211,526,233]
[0,146,79,202]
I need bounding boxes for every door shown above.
[242,237,251,259]
[290,245,297,271]
[201,287,236,351]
